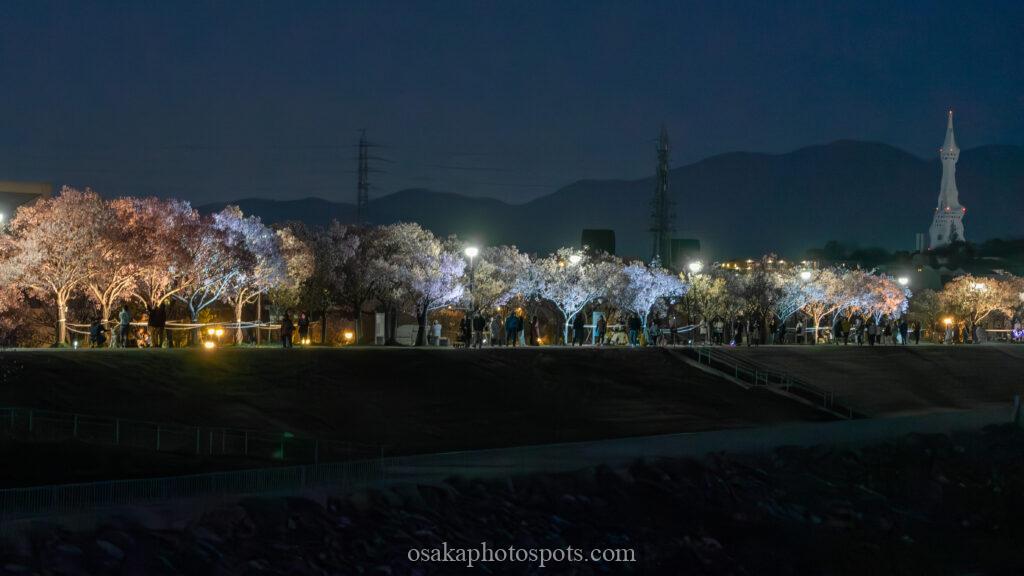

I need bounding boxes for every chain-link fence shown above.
[0,406,380,464]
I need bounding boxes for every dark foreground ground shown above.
[718,345,1024,416]
[0,347,830,485]
[4,424,1024,575]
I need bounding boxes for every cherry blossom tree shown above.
[118,197,201,311]
[609,261,687,332]
[861,274,911,322]
[518,248,618,343]
[2,187,109,344]
[265,225,315,331]
[728,257,784,341]
[213,207,288,343]
[83,199,138,333]
[939,275,1014,325]
[678,272,730,325]
[461,244,530,315]
[383,224,466,346]
[173,214,242,343]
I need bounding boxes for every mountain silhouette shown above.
[199,140,1024,260]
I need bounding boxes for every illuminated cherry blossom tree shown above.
[2,187,109,344]
[83,199,138,332]
[213,206,288,343]
[939,275,1014,325]
[609,261,688,332]
[173,214,242,343]
[461,244,530,315]
[119,197,202,311]
[382,224,466,346]
[518,248,618,343]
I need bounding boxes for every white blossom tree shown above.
[939,275,1014,325]
[174,214,242,342]
[609,261,688,332]
[462,244,530,315]
[518,248,618,343]
[83,199,138,334]
[214,206,288,343]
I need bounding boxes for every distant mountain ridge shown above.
[199,140,1024,260]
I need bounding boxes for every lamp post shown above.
[464,246,479,313]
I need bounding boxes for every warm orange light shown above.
[203,341,216,350]
[343,330,354,341]
[943,317,953,326]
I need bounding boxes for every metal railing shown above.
[0,457,387,521]
[685,347,862,419]
[0,406,381,464]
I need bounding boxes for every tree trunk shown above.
[415,306,428,346]
[320,308,328,345]
[190,309,200,346]
[56,294,68,345]
[235,300,245,344]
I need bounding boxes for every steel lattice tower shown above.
[356,129,370,225]
[650,125,675,263]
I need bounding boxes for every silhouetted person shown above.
[118,305,131,348]
[627,314,642,347]
[280,313,294,348]
[147,302,166,348]
[505,313,517,347]
[472,314,486,348]
[572,312,587,346]
[596,315,607,346]
[88,317,107,348]
[297,312,310,344]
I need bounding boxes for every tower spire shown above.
[650,125,675,264]
[929,110,966,248]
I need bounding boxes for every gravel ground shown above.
[4,424,1024,575]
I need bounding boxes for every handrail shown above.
[684,346,861,419]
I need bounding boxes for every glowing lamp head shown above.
[464,246,479,259]
[799,270,812,281]
[568,254,582,265]
[215,328,224,337]
[687,260,703,274]
[343,330,355,342]
[943,317,953,326]
[898,276,909,286]
[203,341,216,350]
[72,340,79,349]
[0,213,4,223]
[207,328,216,336]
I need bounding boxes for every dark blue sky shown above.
[1,0,1021,204]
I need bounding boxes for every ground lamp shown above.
[203,340,216,350]
[343,330,355,344]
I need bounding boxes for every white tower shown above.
[928,110,966,248]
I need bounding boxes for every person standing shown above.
[572,312,586,346]
[472,314,486,348]
[88,317,107,348]
[505,313,518,347]
[297,312,310,345]
[280,312,294,348]
[490,315,502,347]
[431,319,442,346]
[596,315,607,346]
[913,320,921,345]
[117,304,132,348]
[627,314,642,347]
[147,302,166,348]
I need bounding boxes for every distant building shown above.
[581,229,616,255]
[928,111,966,248]
[0,181,52,222]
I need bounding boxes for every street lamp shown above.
[569,253,582,266]
[898,276,909,287]
[799,270,812,281]
[464,246,479,314]
[687,260,703,274]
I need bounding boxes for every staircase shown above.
[675,347,866,420]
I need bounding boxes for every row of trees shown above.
[6,187,1017,347]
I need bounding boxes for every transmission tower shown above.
[650,125,675,263]
[356,129,370,225]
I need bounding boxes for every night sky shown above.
[1,0,1021,205]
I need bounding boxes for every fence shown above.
[0,406,380,464]
[685,347,863,419]
[0,457,387,521]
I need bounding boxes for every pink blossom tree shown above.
[2,186,109,344]
[83,199,139,334]
[118,197,201,311]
